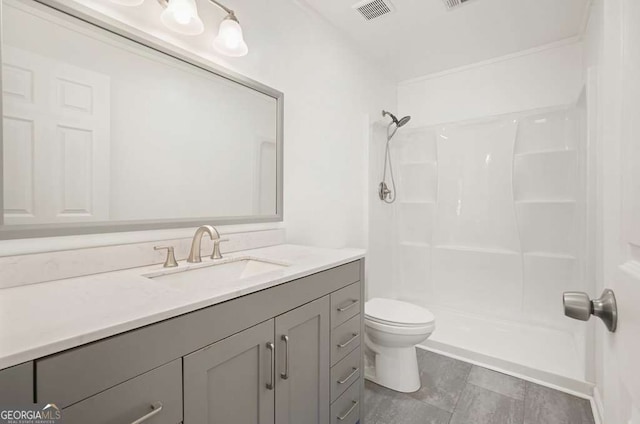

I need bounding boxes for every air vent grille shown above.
[442,0,472,10]
[353,0,395,21]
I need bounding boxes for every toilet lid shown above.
[365,298,435,327]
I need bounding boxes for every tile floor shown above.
[364,349,595,424]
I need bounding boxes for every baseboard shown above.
[417,341,595,398]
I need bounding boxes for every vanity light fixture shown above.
[111,0,248,57]
[160,0,248,56]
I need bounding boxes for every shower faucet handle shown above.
[563,289,618,332]
[378,182,392,201]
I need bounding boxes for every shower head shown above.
[397,115,411,127]
[382,110,411,127]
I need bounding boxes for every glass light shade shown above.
[161,0,204,36]
[213,17,248,57]
[110,0,144,6]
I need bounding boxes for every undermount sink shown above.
[145,258,288,285]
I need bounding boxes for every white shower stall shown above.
[367,42,596,392]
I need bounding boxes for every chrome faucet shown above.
[187,225,220,263]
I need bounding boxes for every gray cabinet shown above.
[0,362,33,403]
[184,297,332,424]
[183,319,275,424]
[2,260,364,424]
[275,296,330,424]
[35,261,360,409]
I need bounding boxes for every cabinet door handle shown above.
[131,401,163,424]
[337,367,359,385]
[280,335,289,380]
[337,400,359,421]
[337,333,359,349]
[266,342,275,390]
[337,300,358,312]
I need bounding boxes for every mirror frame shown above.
[0,0,284,240]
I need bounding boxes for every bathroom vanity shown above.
[0,245,364,424]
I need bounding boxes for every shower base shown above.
[419,306,593,396]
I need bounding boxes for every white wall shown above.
[366,122,395,301]
[397,41,584,127]
[0,0,395,254]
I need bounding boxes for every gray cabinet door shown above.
[0,362,33,403]
[275,296,330,424]
[183,319,275,424]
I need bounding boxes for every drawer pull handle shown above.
[338,367,359,385]
[337,400,359,421]
[266,342,275,390]
[337,300,358,312]
[281,335,290,380]
[337,333,359,349]
[131,401,163,424]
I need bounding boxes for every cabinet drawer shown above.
[331,346,361,402]
[331,314,361,366]
[330,380,361,424]
[331,282,361,329]
[62,360,182,424]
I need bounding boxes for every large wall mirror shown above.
[0,0,283,239]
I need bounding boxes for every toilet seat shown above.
[365,317,435,336]
[365,298,435,328]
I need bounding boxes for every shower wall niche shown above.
[387,105,588,382]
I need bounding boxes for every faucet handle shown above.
[154,245,178,268]
[211,238,230,260]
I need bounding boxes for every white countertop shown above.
[0,244,365,370]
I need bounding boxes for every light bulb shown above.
[173,7,191,24]
[160,0,204,35]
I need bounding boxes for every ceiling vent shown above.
[352,0,395,21]
[442,0,472,10]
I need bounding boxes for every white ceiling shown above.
[300,0,590,81]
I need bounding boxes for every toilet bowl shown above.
[364,298,435,393]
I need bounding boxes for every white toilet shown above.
[364,298,435,393]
